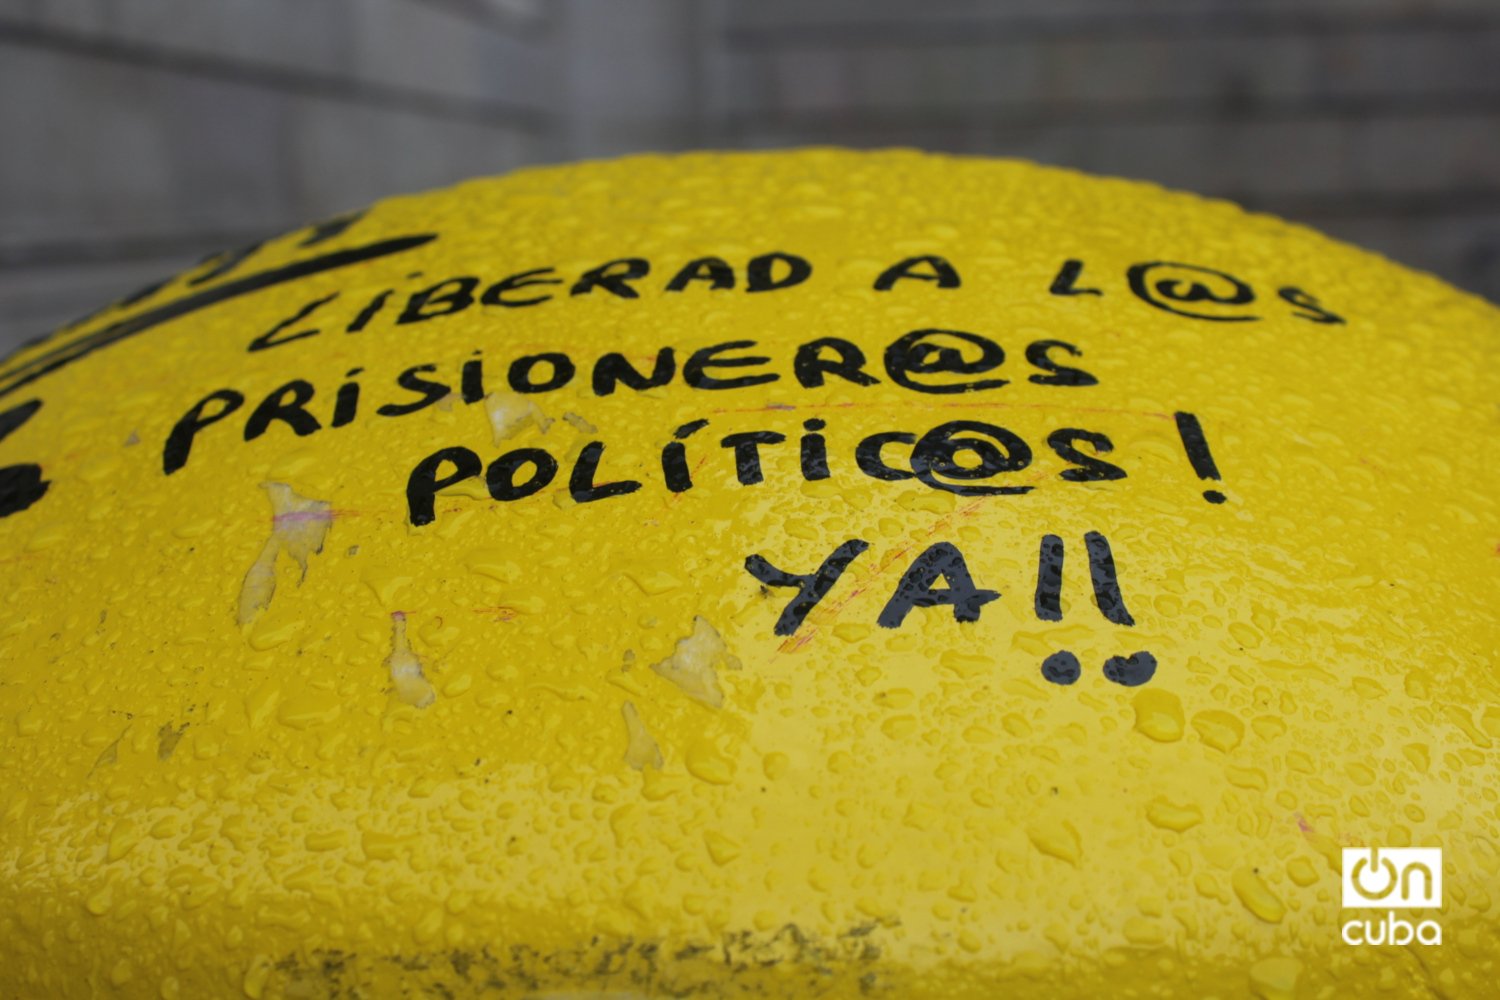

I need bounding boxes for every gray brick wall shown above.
[2,0,1496,350]
[715,0,1500,304]
[0,0,564,344]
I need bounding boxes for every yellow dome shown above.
[1,149,1496,997]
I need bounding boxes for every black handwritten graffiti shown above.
[1031,532,1151,685]
[744,534,1157,687]
[1126,261,1259,322]
[0,399,47,518]
[1102,651,1158,686]
[883,329,1008,394]
[0,232,436,401]
[909,420,1033,496]
[0,214,432,517]
[1050,258,1342,326]
[745,539,871,636]
[387,399,1230,526]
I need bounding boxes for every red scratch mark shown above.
[771,459,1058,654]
[273,510,334,524]
[708,400,1175,421]
[662,455,710,510]
[274,507,359,523]
[471,606,519,623]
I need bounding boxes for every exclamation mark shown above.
[1173,411,1226,504]
[1084,531,1135,626]
[1033,534,1064,622]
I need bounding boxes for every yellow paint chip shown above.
[384,613,435,708]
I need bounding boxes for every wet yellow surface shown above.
[0,150,1497,997]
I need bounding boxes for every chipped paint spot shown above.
[483,390,551,443]
[237,483,331,626]
[238,538,280,628]
[384,612,435,708]
[562,411,597,434]
[621,701,662,771]
[156,722,189,761]
[88,725,130,775]
[650,616,741,709]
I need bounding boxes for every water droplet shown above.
[277,689,342,729]
[106,820,141,862]
[1232,867,1285,923]
[1226,766,1268,791]
[1146,797,1203,832]
[1403,743,1431,773]
[1192,710,1245,752]
[625,568,683,596]
[241,955,273,999]
[881,715,917,739]
[1248,956,1301,1000]
[1132,689,1184,742]
[1122,916,1167,946]
[685,740,735,785]
[1286,857,1318,887]
[1026,821,1082,864]
[940,650,990,680]
[703,830,740,866]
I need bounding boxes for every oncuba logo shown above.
[1340,847,1442,946]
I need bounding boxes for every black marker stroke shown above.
[0,234,436,399]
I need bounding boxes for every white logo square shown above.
[1342,847,1442,909]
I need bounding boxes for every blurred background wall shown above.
[2,0,1497,350]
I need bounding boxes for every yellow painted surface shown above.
[1,150,1497,997]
